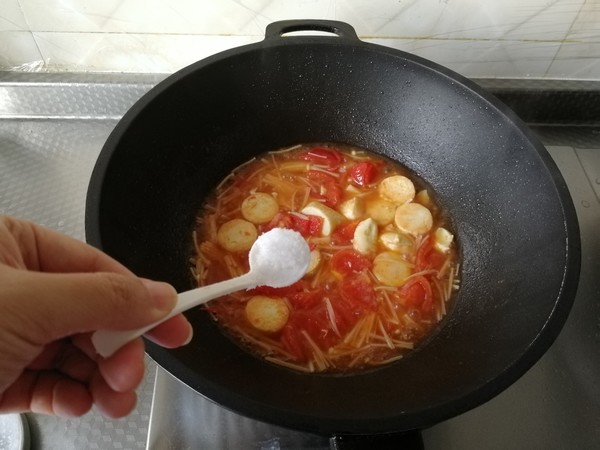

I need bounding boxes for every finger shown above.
[91,373,137,419]
[71,334,100,360]
[3,269,177,343]
[0,371,92,417]
[49,378,93,417]
[98,339,145,393]
[144,314,193,349]
[1,216,132,274]
[28,341,96,383]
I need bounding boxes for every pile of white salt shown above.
[248,228,311,288]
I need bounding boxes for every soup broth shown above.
[192,143,459,373]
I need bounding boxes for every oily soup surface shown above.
[192,144,459,373]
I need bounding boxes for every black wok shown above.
[85,20,580,442]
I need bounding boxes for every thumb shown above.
[4,268,177,343]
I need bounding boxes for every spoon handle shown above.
[92,273,258,358]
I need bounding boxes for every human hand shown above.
[0,216,193,418]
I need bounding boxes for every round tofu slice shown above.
[217,219,258,252]
[378,175,415,205]
[353,218,378,255]
[372,251,413,287]
[394,203,433,236]
[365,197,396,226]
[379,231,413,253]
[306,249,322,275]
[245,295,290,333]
[241,192,279,224]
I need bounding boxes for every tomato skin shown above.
[299,147,344,169]
[330,249,372,276]
[263,211,323,236]
[416,236,446,270]
[331,221,359,245]
[307,215,324,235]
[348,162,379,186]
[281,324,307,361]
[281,306,339,359]
[290,213,323,236]
[339,272,378,312]
[288,288,324,310]
[328,297,360,333]
[322,181,344,207]
[307,169,336,184]
[248,280,305,297]
[294,309,336,347]
[399,275,434,315]
[264,211,294,231]
[307,170,344,207]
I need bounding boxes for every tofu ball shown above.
[245,295,290,333]
[217,219,258,252]
[378,175,415,205]
[372,251,413,287]
[241,192,279,224]
[394,203,433,236]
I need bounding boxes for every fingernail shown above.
[142,279,177,312]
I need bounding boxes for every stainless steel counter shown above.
[1,72,599,449]
[0,73,166,450]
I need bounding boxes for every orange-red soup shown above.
[192,144,459,373]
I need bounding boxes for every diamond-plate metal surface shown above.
[0,120,113,236]
[0,73,158,450]
[0,72,166,119]
[28,364,155,450]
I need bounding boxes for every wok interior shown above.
[90,40,576,433]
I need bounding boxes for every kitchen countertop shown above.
[0,72,165,450]
[0,72,599,449]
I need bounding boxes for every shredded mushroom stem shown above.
[193,143,460,374]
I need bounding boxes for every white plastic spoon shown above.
[92,228,311,358]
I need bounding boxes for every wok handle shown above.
[329,431,424,450]
[265,20,359,41]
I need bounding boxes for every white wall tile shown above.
[19,0,124,32]
[546,42,600,79]
[109,0,335,35]
[565,0,600,41]
[337,0,584,41]
[33,32,261,72]
[19,0,334,34]
[109,0,256,34]
[235,0,335,34]
[0,0,28,31]
[0,31,43,69]
[368,38,559,79]
[4,0,600,79]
